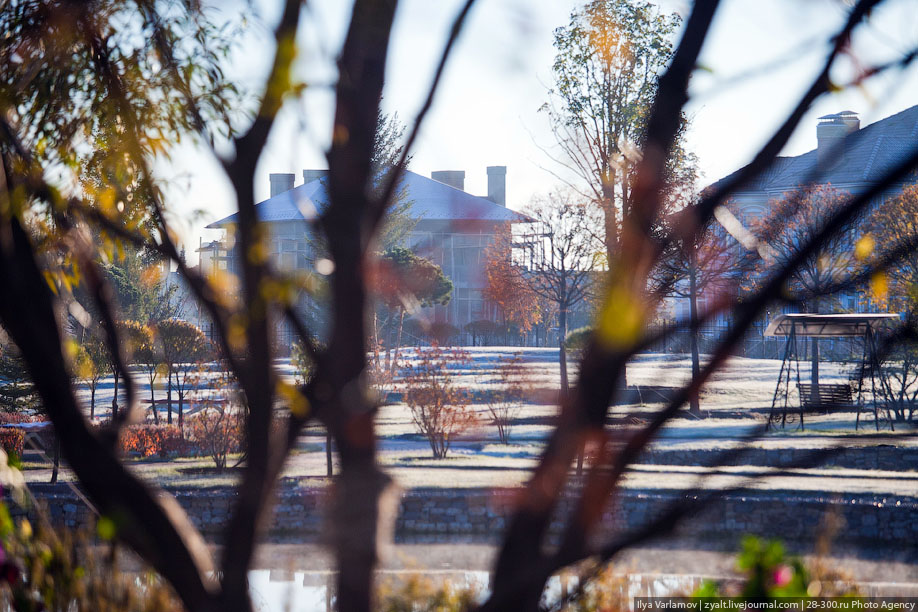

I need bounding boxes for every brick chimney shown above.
[487,166,506,207]
[817,111,859,171]
[269,173,295,197]
[431,170,466,191]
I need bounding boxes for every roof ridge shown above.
[207,168,532,227]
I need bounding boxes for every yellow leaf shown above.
[854,234,874,261]
[596,281,644,350]
[277,380,310,418]
[227,314,247,352]
[247,241,268,265]
[42,270,59,295]
[96,516,116,541]
[140,264,164,288]
[870,271,888,303]
[98,187,117,213]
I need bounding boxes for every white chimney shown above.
[302,169,328,184]
[487,166,506,207]
[431,170,466,191]
[816,111,859,171]
[269,173,295,197]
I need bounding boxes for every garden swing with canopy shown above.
[763,313,899,431]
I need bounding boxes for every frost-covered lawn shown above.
[22,348,918,492]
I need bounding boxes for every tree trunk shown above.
[688,253,702,417]
[50,436,60,484]
[809,300,820,407]
[811,336,820,407]
[385,309,395,371]
[178,382,184,434]
[326,430,333,477]
[150,372,160,424]
[559,305,569,396]
[372,309,381,369]
[90,385,96,420]
[167,369,173,425]
[390,307,406,375]
[601,172,617,268]
[111,369,119,421]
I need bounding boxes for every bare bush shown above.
[402,345,476,459]
[186,371,243,470]
[486,352,529,444]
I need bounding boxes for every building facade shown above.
[203,166,531,349]
[692,105,918,355]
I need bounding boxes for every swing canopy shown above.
[764,313,900,338]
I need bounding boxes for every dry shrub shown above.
[0,411,38,457]
[0,444,181,611]
[0,414,47,459]
[805,511,859,597]
[0,428,24,457]
[0,412,37,425]
[402,344,476,459]
[487,352,530,444]
[561,565,628,612]
[0,511,182,611]
[377,573,480,612]
[187,407,244,470]
[368,340,398,403]
[120,425,187,458]
[184,368,245,469]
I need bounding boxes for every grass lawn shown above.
[18,350,918,494]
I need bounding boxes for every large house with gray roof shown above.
[202,166,530,349]
[714,105,918,229]
[690,105,918,355]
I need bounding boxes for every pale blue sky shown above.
[160,0,918,263]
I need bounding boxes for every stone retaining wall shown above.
[20,482,918,552]
[637,445,918,471]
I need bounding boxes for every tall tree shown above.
[372,113,417,250]
[868,183,918,314]
[303,112,417,337]
[524,190,603,395]
[483,224,544,343]
[0,341,38,413]
[544,0,686,266]
[106,248,181,325]
[371,246,453,373]
[156,319,209,429]
[75,336,108,420]
[109,321,147,420]
[751,185,857,394]
[864,183,918,420]
[652,207,740,416]
[134,325,163,424]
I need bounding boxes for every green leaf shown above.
[96,516,117,541]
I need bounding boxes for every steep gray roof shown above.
[207,169,531,228]
[710,104,918,195]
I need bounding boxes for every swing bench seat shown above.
[797,383,853,412]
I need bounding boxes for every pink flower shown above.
[773,565,793,587]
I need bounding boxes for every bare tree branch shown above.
[0,201,216,612]
[219,0,305,605]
